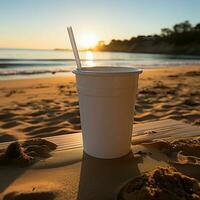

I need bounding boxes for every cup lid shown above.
[72,66,143,76]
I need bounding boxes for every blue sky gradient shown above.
[0,0,199,49]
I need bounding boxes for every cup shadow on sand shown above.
[77,151,142,200]
[0,166,27,194]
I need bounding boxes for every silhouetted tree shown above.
[194,23,200,32]
[94,20,200,55]
[173,21,192,33]
[161,28,173,37]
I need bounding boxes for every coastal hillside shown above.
[95,21,200,55]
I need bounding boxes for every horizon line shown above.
[0,47,96,51]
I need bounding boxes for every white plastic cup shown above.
[73,66,142,159]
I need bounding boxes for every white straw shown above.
[67,26,82,69]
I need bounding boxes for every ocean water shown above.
[0,48,200,79]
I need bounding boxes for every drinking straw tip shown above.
[67,26,82,69]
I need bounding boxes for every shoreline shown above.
[1,47,200,56]
[1,64,200,81]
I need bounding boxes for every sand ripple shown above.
[0,67,199,141]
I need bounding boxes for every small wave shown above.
[0,69,71,76]
[0,58,129,68]
[0,58,131,63]
[0,58,75,62]
[0,63,68,68]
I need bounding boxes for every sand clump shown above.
[0,139,57,167]
[118,167,200,200]
[144,137,200,157]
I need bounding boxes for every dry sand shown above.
[0,65,199,142]
[0,65,200,199]
[1,136,200,200]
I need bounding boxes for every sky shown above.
[0,0,200,49]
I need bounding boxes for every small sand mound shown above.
[118,167,200,200]
[0,139,57,167]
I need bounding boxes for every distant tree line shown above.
[95,21,200,55]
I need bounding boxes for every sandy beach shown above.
[1,0,200,198]
[0,65,200,199]
[0,65,199,142]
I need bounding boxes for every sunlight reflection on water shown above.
[85,51,95,67]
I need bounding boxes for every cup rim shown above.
[72,66,143,75]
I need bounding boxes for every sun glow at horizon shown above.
[80,33,98,49]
